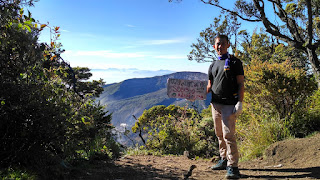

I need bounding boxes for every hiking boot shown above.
[211,159,227,170]
[226,166,240,179]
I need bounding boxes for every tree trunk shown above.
[139,129,146,145]
[306,47,320,88]
[132,115,146,145]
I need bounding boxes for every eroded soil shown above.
[74,133,320,180]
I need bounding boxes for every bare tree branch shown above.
[174,0,320,85]
[252,0,306,49]
[199,0,304,49]
[200,0,261,22]
[271,0,304,42]
[306,0,313,48]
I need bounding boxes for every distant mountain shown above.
[90,68,174,84]
[96,71,211,130]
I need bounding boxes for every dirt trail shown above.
[75,133,320,180]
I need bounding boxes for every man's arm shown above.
[207,80,212,93]
[233,75,244,115]
[236,75,244,102]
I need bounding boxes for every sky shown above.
[27,0,256,84]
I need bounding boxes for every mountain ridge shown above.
[97,71,211,129]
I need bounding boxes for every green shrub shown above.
[237,58,316,160]
[288,89,320,137]
[0,168,36,180]
[132,105,218,158]
[237,114,290,160]
[0,1,121,178]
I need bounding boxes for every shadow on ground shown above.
[69,159,184,180]
[240,166,320,179]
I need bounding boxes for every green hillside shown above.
[97,72,211,128]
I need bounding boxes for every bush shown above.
[0,168,36,180]
[0,1,121,178]
[237,114,290,160]
[289,89,320,137]
[236,58,317,160]
[132,105,219,158]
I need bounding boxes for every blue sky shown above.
[28,0,254,84]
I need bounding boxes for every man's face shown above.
[214,37,230,56]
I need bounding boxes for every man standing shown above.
[207,34,244,179]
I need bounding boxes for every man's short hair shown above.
[215,34,229,42]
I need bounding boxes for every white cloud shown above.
[90,68,175,84]
[154,55,187,59]
[64,50,147,58]
[86,64,136,70]
[139,38,187,45]
[126,24,136,28]
[60,29,70,33]
[78,33,97,38]
[63,50,186,60]
[120,123,127,127]
[122,45,139,49]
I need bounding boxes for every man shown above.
[207,34,244,179]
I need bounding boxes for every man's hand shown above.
[207,80,212,93]
[207,85,211,93]
[233,101,243,115]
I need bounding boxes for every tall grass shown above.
[125,145,162,156]
[236,89,320,161]
[237,113,291,161]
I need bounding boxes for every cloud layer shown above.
[90,68,175,84]
[64,50,187,60]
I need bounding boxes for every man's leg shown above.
[211,103,227,170]
[220,105,240,179]
[220,105,239,167]
[211,103,227,160]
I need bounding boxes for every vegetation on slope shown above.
[0,1,122,179]
[130,33,320,161]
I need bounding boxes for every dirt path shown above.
[75,133,320,180]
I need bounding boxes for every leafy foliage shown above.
[169,0,320,160]
[188,14,241,62]
[130,29,319,160]
[132,105,218,158]
[0,167,36,180]
[172,0,320,86]
[236,31,309,69]
[0,1,121,178]
[245,59,316,120]
[236,57,317,159]
[167,0,320,161]
[188,24,319,159]
[289,89,320,137]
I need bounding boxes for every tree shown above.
[0,1,120,177]
[188,14,241,62]
[244,58,316,120]
[172,0,320,87]
[132,105,219,157]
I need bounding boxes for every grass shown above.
[305,131,320,138]
[237,115,292,161]
[125,145,162,156]
[0,168,36,180]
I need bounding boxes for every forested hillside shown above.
[97,72,211,128]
